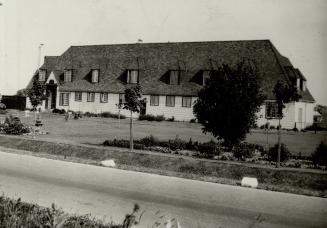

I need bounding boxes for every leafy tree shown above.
[193,60,265,146]
[123,85,146,150]
[273,80,301,167]
[311,141,327,166]
[27,79,46,138]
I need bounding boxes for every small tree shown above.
[27,79,46,138]
[123,85,145,150]
[193,60,265,146]
[273,80,300,167]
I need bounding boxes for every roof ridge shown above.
[69,39,271,48]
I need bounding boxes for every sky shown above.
[0,0,326,104]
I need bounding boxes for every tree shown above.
[123,85,146,150]
[273,80,301,167]
[27,79,46,138]
[193,60,265,146]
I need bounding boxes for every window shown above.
[169,70,180,85]
[38,70,46,81]
[119,93,125,104]
[59,93,69,106]
[182,96,192,108]
[75,92,82,102]
[87,92,95,102]
[166,95,175,107]
[150,95,159,106]
[64,70,72,82]
[265,102,279,119]
[100,92,108,103]
[91,69,99,83]
[127,70,138,84]
[202,70,211,85]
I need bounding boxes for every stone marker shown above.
[100,160,116,167]
[241,177,258,188]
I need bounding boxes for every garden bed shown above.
[0,135,326,197]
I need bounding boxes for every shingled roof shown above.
[28,39,315,102]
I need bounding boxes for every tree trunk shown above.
[276,118,281,168]
[130,111,133,151]
[33,110,36,139]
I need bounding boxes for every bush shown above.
[232,143,255,160]
[311,141,327,166]
[190,118,196,123]
[0,103,6,110]
[293,127,299,132]
[138,114,165,121]
[270,125,275,130]
[100,112,126,119]
[166,116,175,122]
[52,108,66,114]
[0,110,7,115]
[0,115,31,135]
[138,135,158,147]
[167,136,186,150]
[84,112,99,117]
[267,143,291,162]
[197,140,220,156]
[305,123,325,132]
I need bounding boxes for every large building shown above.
[26,40,315,129]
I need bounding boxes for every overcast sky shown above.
[0,0,326,104]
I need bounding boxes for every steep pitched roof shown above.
[28,40,315,102]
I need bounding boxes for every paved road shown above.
[0,149,326,228]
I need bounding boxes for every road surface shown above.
[0,149,326,228]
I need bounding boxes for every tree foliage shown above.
[27,79,46,109]
[16,88,28,96]
[273,80,301,118]
[123,85,145,113]
[193,60,266,146]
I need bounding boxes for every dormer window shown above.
[38,70,46,81]
[91,69,99,83]
[127,70,138,84]
[169,70,180,85]
[202,70,211,85]
[64,70,72,82]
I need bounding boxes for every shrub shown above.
[311,141,327,166]
[190,118,196,123]
[270,125,275,130]
[0,115,31,135]
[197,140,220,156]
[267,143,291,162]
[305,123,325,132]
[167,136,186,150]
[100,112,126,119]
[293,127,299,132]
[138,114,165,121]
[232,143,255,160]
[0,103,6,110]
[259,125,265,129]
[138,135,158,147]
[52,108,66,114]
[167,116,175,122]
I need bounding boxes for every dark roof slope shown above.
[29,40,314,102]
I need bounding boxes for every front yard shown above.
[1,110,326,157]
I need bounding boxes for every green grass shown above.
[0,135,326,197]
[1,110,326,156]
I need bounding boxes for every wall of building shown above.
[294,102,315,129]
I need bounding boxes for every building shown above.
[26,40,315,129]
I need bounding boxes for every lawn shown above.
[1,109,326,156]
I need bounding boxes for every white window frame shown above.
[169,70,180,85]
[75,92,82,102]
[59,92,70,106]
[127,70,139,84]
[87,92,95,102]
[166,95,175,107]
[91,69,99,83]
[119,93,125,104]
[182,96,192,108]
[38,70,46,81]
[100,92,108,103]
[265,101,279,119]
[64,70,72,82]
[150,95,159,106]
